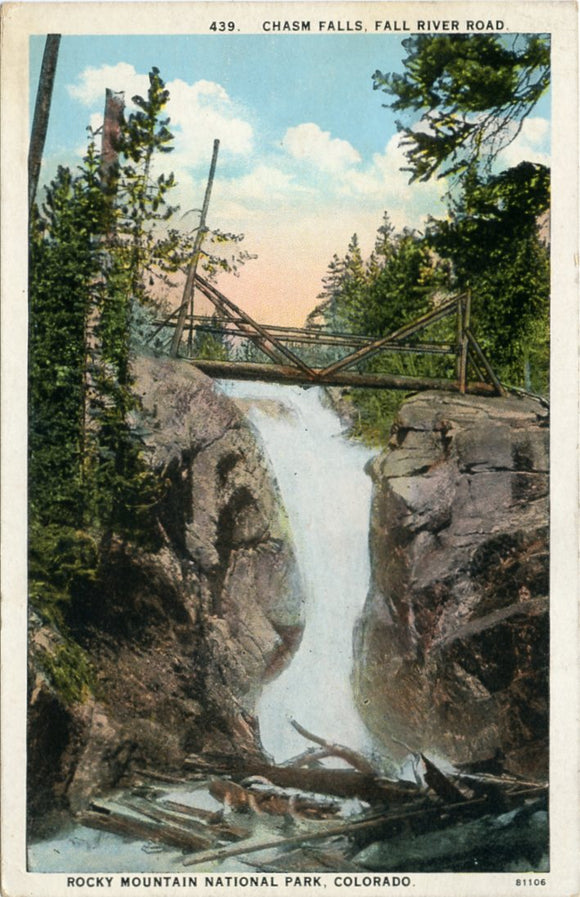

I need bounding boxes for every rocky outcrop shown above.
[354,391,549,777]
[28,357,303,830]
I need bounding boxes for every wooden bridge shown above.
[149,274,505,397]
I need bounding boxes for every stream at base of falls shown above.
[220,381,377,763]
[28,381,377,873]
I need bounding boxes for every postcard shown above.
[1,2,578,896]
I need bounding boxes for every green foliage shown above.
[427,162,550,392]
[28,67,183,623]
[374,34,550,182]
[359,230,448,337]
[29,63,256,627]
[27,60,261,688]
[310,215,453,443]
[364,36,551,404]
[311,177,549,444]
[310,235,367,333]
[115,67,179,305]
[201,229,258,280]
[232,335,272,364]
[342,332,457,445]
[87,70,178,541]
[38,639,96,704]
[28,523,99,624]
[344,388,405,446]
[191,325,232,361]
[29,146,108,526]
[130,298,171,354]
[312,216,449,344]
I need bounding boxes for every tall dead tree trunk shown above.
[79,88,126,504]
[170,138,220,357]
[99,88,125,195]
[28,34,61,212]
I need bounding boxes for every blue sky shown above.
[31,34,408,161]
[31,33,551,324]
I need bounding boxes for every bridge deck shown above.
[191,358,499,395]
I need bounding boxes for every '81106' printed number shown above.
[515,880,547,886]
[209,21,237,31]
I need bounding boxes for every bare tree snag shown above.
[29,34,61,211]
[289,718,377,775]
[170,139,220,357]
[420,754,466,803]
[100,89,125,194]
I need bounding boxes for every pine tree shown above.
[374,34,550,182]
[29,145,109,528]
[28,68,183,618]
[373,35,551,394]
[426,161,550,392]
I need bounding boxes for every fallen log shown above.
[280,747,334,768]
[209,778,342,820]
[184,754,417,804]
[160,799,222,824]
[121,795,238,844]
[79,804,215,852]
[160,799,250,841]
[454,770,547,790]
[182,784,548,868]
[131,767,202,785]
[421,754,468,803]
[251,846,364,873]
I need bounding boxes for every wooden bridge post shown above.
[455,295,463,386]
[457,289,471,393]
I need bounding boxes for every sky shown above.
[31,33,551,326]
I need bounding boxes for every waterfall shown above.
[219,380,376,763]
[28,378,378,873]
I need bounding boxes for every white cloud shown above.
[164,78,253,162]
[213,130,446,262]
[68,63,149,108]
[72,112,106,156]
[68,65,254,169]
[67,63,445,233]
[89,112,103,133]
[221,165,297,205]
[282,123,361,172]
[521,116,550,145]
[497,116,551,169]
[328,132,446,227]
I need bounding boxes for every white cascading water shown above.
[219,380,377,763]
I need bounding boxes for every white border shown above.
[1,4,578,896]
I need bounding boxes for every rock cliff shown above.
[354,390,549,777]
[27,357,303,831]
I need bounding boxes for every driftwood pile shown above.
[78,720,548,872]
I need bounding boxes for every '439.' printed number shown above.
[209,21,237,32]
